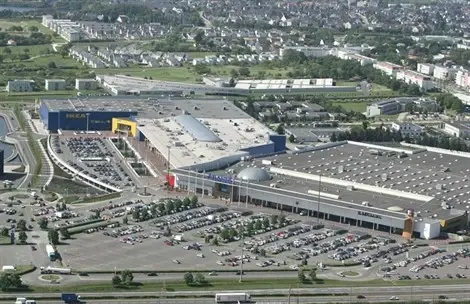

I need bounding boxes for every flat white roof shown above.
[137,116,274,168]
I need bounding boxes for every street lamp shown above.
[317,174,322,222]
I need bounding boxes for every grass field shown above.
[0,18,64,43]
[17,277,470,294]
[94,64,292,83]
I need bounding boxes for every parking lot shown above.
[0,193,54,268]
[33,196,434,274]
[51,135,138,189]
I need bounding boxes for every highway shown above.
[1,293,470,304]
[4,284,470,303]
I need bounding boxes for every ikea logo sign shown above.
[66,113,87,119]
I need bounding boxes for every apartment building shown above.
[6,80,34,92]
[45,79,66,91]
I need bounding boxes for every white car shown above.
[197,253,205,258]
[390,296,399,300]
[208,271,217,276]
[172,259,180,264]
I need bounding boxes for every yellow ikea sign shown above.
[66,113,87,119]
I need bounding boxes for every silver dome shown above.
[236,167,271,182]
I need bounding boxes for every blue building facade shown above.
[39,102,137,132]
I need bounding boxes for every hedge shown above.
[322,261,362,267]
[68,220,119,235]
[74,268,302,274]
[71,192,121,204]
[61,218,103,230]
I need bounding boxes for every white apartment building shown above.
[396,70,434,92]
[391,122,422,138]
[373,61,403,77]
[75,79,97,90]
[280,46,331,58]
[455,70,470,88]
[6,80,34,92]
[417,63,434,76]
[433,65,455,80]
[45,79,66,91]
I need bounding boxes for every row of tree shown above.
[0,31,51,47]
[131,196,199,222]
[331,125,404,143]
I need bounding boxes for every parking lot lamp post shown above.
[239,227,244,283]
[317,174,321,222]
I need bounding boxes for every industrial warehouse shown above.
[37,96,470,240]
[95,75,358,96]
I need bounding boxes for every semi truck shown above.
[61,293,81,303]
[215,293,252,303]
[46,244,56,261]
[40,266,72,275]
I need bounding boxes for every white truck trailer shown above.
[215,293,251,303]
[40,266,71,275]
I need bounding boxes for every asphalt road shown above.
[3,290,470,304]
[4,284,470,301]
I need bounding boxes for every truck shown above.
[61,293,81,303]
[15,298,36,304]
[215,293,251,303]
[46,244,57,261]
[40,266,72,275]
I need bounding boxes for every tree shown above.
[48,229,59,245]
[309,269,317,281]
[121,270,134,285]
[330,132,337,142]
[270,215,278,226]
[59,228,70,240]
[246,221,254,232]
[164,225,172,237]
[288,134,295,143]
[0,228,8,237]
[18,231,27,244]
[262,217,270,228]
[182,197,191,208]
[61,202,67,211]
[112,274,122,287]
[212,236,219,246]
[191,195,198,207]
[0,272,22,291]
[194,30,205,45]
[238,67,250,77]
[184,272,194,285]
[38,217,48,230]
[254,219,262,230]
[166,200,175,213]
[259,248,266,257]
[28,25,39,32]
[276,124,285,135]
[230,69,239,78]
[150,204,157,216]
[158,203,165,214]
[195,272,206,285]
[220,229,230,241]
[298,269,306,283]
[47,61,57,69]
[132,210,140,221]
[16,219,26,231]
[122,216,128,225]
[279,214,286,226]
[94,210,101,219]
[174,199,183,211]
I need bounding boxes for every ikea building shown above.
[38,97,138,133]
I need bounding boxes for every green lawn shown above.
[94,64,292,83]
[0,44,53,57]
[18,277,470,294]
[0,18,65,43]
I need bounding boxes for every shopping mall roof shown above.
[210,142,470,220]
